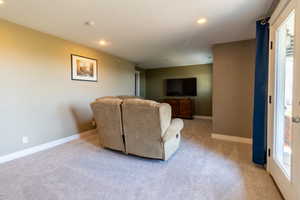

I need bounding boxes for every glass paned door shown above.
[269,1,300,199]
[274,10,295,178]
[274,11,295,178]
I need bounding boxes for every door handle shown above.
[292,117,300,123]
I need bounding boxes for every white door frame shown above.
[267,0,300,199]
[134,71,140,96]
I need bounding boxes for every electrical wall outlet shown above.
[22,136,29,144]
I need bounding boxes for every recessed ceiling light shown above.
[85,21,95,26]
[99,40,108,46]
[0,0,5,5]
[197,18,207,24]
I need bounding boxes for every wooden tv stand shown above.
[163,98,194,119]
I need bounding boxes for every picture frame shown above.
[71,54,98,82]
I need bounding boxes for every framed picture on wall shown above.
[71,54,98,82]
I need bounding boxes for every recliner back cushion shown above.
[122,99,171,158]
[90,98,125,152]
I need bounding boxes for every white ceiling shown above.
[0,0,273,68]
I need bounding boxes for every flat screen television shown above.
[166,78,197,96]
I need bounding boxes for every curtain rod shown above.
[257,16,270,25]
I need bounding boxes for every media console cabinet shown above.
[163,98,194,119]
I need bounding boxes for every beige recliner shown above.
[95,95,142,101]
[90,98,125,152]
[122,99,184,160]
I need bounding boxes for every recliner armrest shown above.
[162,118,184,142]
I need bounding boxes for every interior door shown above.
[268,0,300,199]
[134,71,140,96]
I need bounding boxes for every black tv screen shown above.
[166,78,197,96]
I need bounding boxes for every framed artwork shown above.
[71,54,98,82]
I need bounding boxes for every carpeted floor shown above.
[0,119,282,200]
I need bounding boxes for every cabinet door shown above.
[179,99,193,117]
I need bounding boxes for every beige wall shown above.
[145,64,213,116]
[0,19,135,156]
[212,39,256,138]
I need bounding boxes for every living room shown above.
[0,0,299,199]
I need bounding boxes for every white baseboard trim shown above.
[0,129,96,164]
[193,115,213,120]
[211,133,252,144]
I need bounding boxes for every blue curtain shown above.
[252,19,270,165]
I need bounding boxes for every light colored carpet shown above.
[0,119,282,200]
